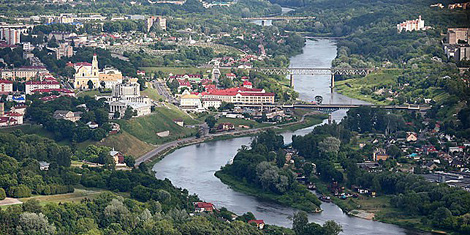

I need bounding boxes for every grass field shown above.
[142,86,164,101]
[335,69,401,105]
[0,124,54,139]
[99,131,154,157]
[19,188,110,205]
[77,90,111,98]
[116,106,200,145]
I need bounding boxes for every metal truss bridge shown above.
[214,67,375,91]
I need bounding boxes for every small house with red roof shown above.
[242,81,253,89]
[194,202,216,213]
[225,73,236,80]
[177,79,192,92]
[248,220,265,230]
[137,70,146,76]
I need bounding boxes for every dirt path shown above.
[0,197,23,206]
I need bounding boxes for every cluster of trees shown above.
[217,130,322,212]
[27,96,111,142]
[0,47,29,69]
[0,133,78,198]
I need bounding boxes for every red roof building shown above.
[248,220,265,229]
[194,202,216,213]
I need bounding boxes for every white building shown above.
[99,67,123,89]
[180,90,203,112]
[397,16,428,33]
[0,79,13,95]
[101,83,151,119]
[201,98,222,109]
[25,80,60,94]
[0,28,21,45]
[112,82,140,98]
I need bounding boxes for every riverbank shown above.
[313,179,447,234]
[215,171,322,213]
[139,112,327,167]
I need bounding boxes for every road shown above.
[135,111,320,166]
[152,80,177,104]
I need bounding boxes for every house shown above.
[406,132,418,142]
[449,146,464,153]
[373,148,390,161]
[87,122,99,129]
[109,149,126,166]
[194,202,215,213]
[248,220,265,230]
[225,73,236,80]
[137,70,146,76]
[217,122,235,131]
[242,81,252,89]
[39,161,50,171]
[426,161,439,170]
[52,110,82,122]
[357,162,381,172]
[180,91,203,112]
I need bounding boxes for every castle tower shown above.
[92,53,99,77]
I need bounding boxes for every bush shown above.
[0,188,6,200]
[8,184,32,198]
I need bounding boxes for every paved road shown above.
[152,80,177,103]
[135,111,320,166]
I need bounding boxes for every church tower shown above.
[92,53,99,77]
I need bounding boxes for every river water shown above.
[153,39,422,234]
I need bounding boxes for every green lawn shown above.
[141,86,164,101]
[335,69,402,105]
[0,124,54,139]
[77,90,111,98]
[115,106,200,145]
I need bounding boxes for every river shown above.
[153,39,423,234]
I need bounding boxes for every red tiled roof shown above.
[243,81,252,86]
[40,95,60,101]
[0,79,12,84]
[74,62,92,67]
[248,220,265,225]
[5,112,22,117]
[194,202,214,209]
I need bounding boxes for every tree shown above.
[293,211,308,235]
[113,111,120,119]
[323,220,342,235]
[22,199,42,213]
[123,106,134,120]
[87,80,94,90]
[17,212,56,235]
[0,188,5,200]
[205,115,217,129]
[124,156,135,167]
[318,137,341,156]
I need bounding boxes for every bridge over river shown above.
[234,103,431,112]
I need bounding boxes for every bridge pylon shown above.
[290,74,294,88]
[330,74,335,93]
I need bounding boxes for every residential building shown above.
[373,148,390,161]
[406,132,418,142]
[177,79,192,92]
[147,16,166,32]
[201,98,222,109]
[0,79,13,94]
[397,16,429,33]
[447,28,470,44]
[0,28,20,45]
[194,202,215,213]
[217,122,235,131]
[1,66,49,80]
[109,148,126,167]
[248,220,265,230]
[25,80,60,94]
[52,110,82,122]
[50,43,74,60]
